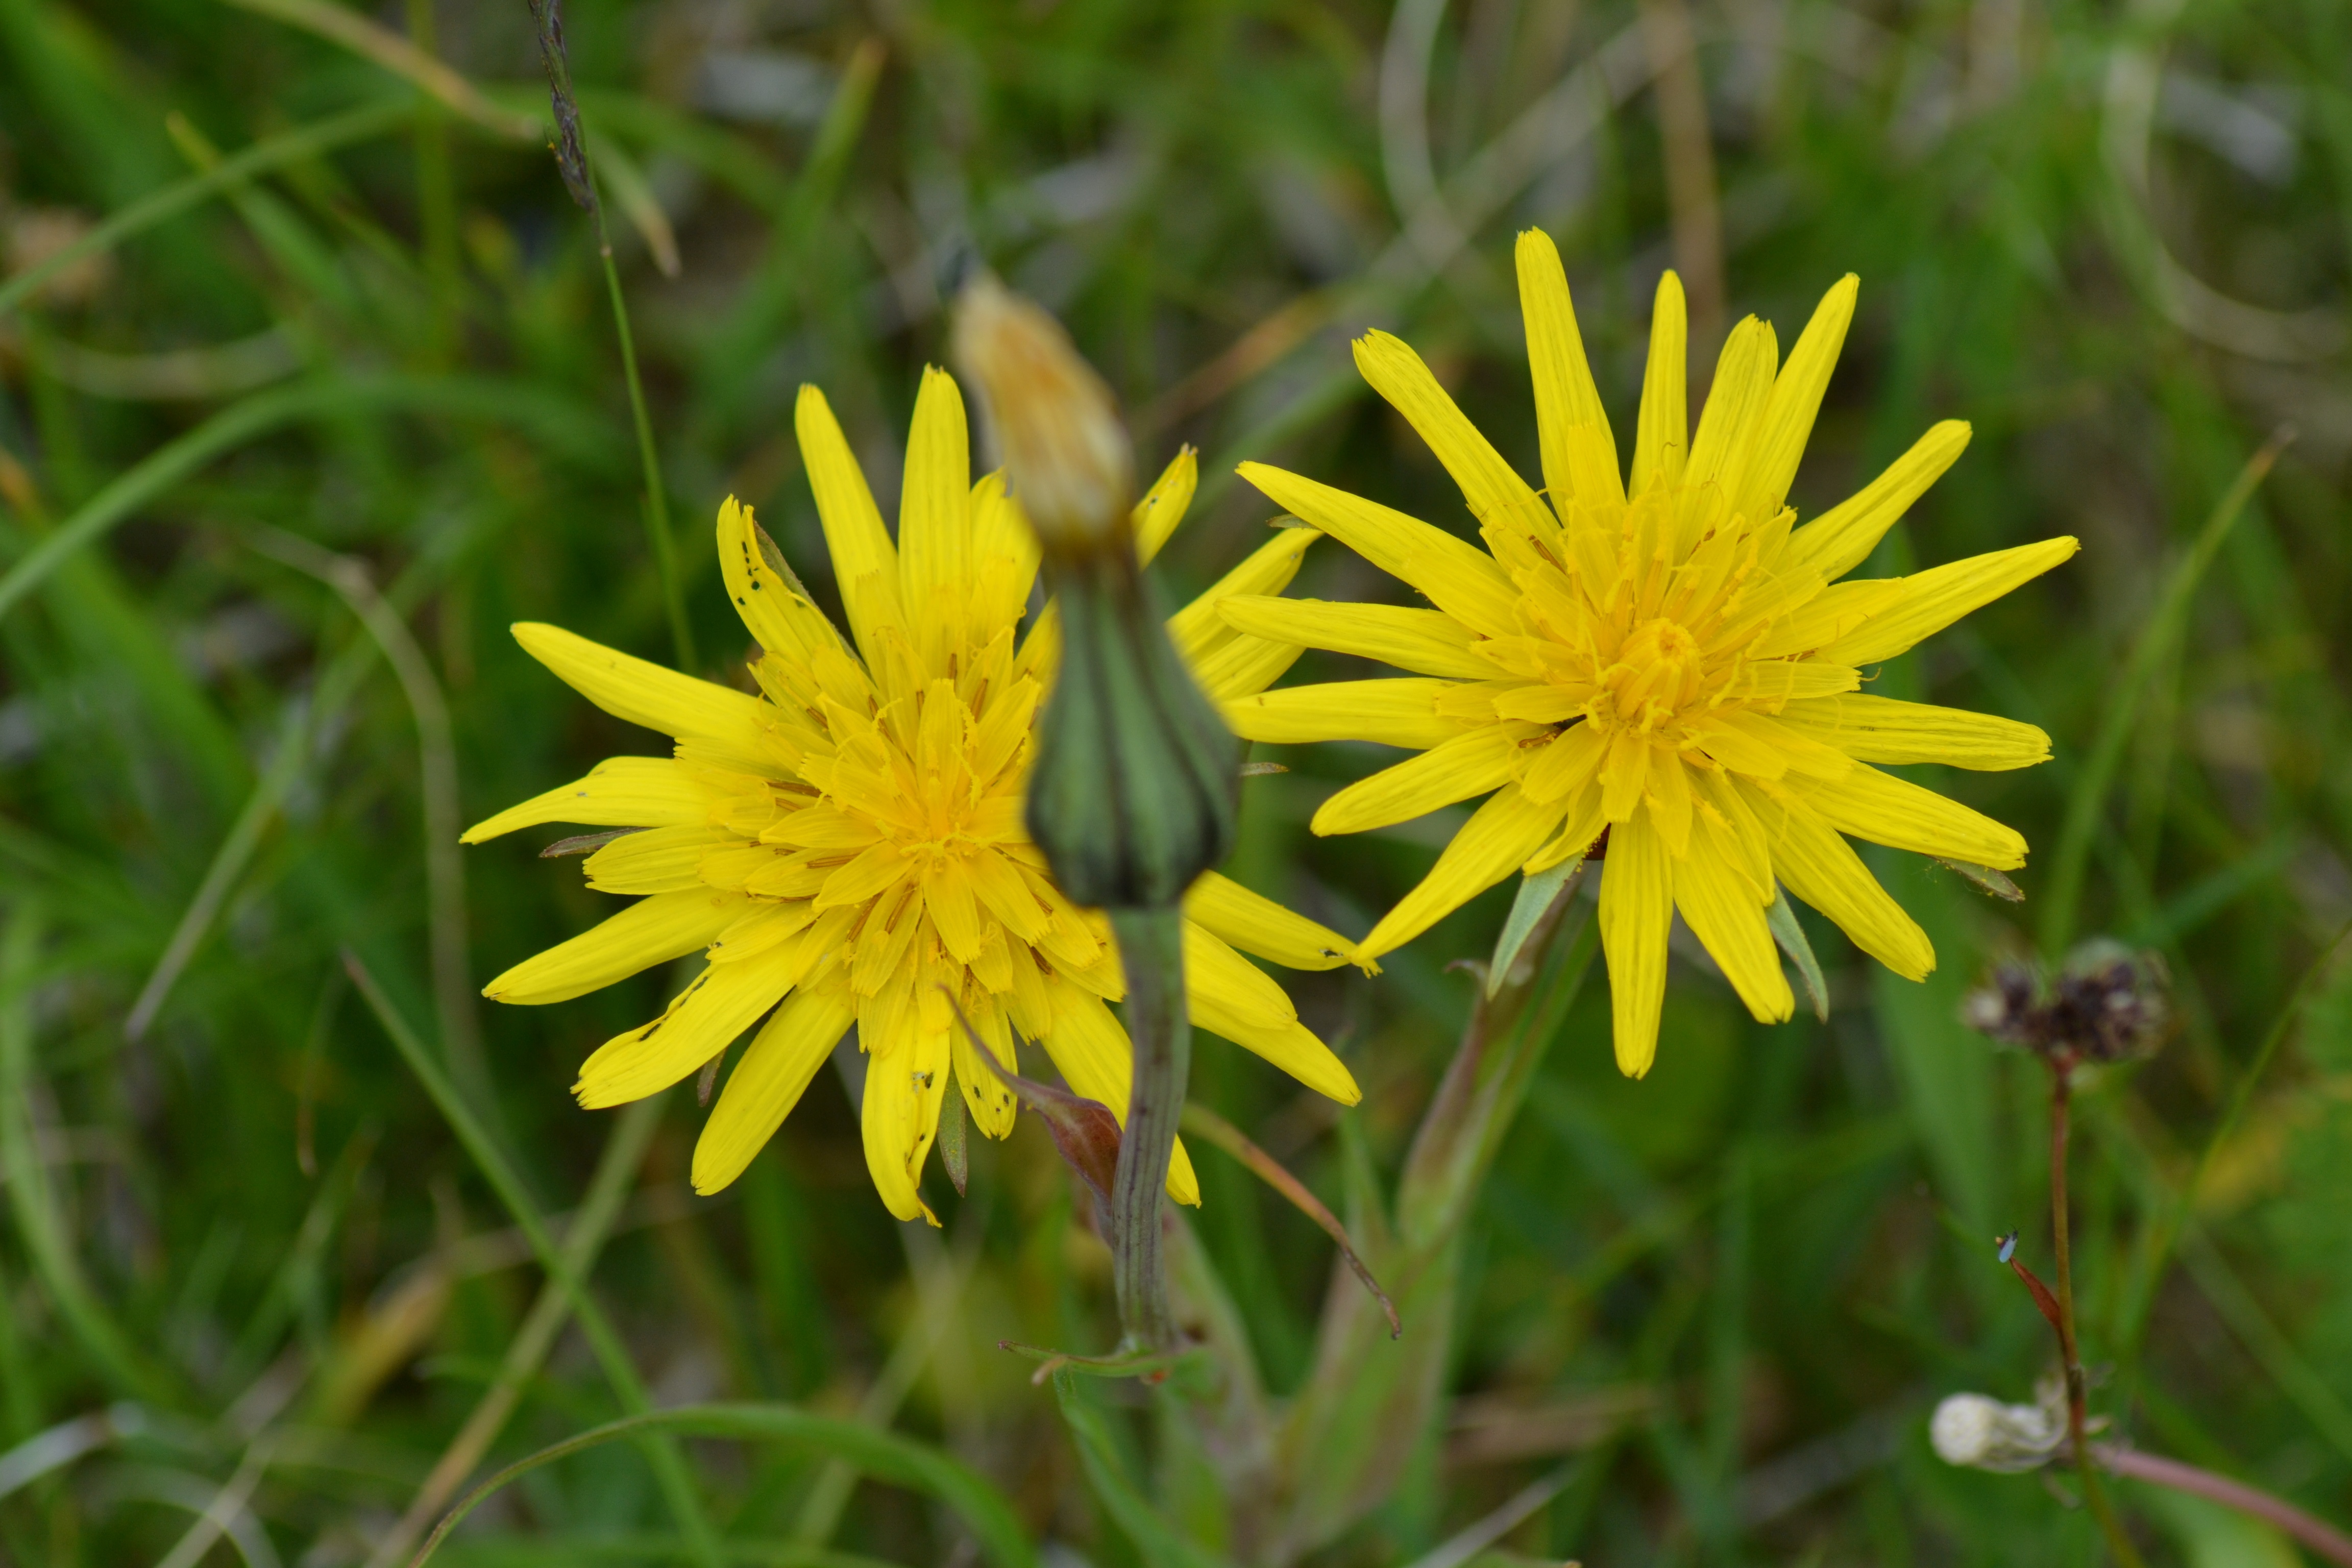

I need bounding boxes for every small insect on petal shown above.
[1996,1229,2018,1264]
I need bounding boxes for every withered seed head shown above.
[1963,938,2170,1067]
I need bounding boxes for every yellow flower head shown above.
[465,373,1363,1218]
[1224,229,2077,1077]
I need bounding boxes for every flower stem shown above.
[2050,1064,2146,1568]
[593,222,695,674]
[2093,1446,2352,1566]
[525,0,694,673]
[1107,905,1189,1351]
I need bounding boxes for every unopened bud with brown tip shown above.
[950,275,1234,911]
[952,274,1135,556]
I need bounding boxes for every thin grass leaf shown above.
[0,911,175,1403]
[344,953,724,1568]
[0,100,415,317]
[2042,429,2292,950]
[411,1403,1036,1568]
[0,373,607,626]
[1050,1371,1225,1568]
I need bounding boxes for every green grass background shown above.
[2,0,2349,1562]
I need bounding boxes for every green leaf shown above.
[1765,891,1829,1022]
[1050,1371,1226,1568]
[1487,855,1586,999]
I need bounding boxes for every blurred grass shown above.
[1,0,2348,1563]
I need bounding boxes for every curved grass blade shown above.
[1049,1371,1224,1568]
[410,1404,1036,1568]
[0,373,607,628]
[347,954,723,1568]
[2042,429,2290,950]
[0,101,414,317]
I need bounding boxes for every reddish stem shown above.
[2096,1447,2352,1567]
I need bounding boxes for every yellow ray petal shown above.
[691,986,856,1194]
[1674,841,1793,1024]
[1744,579,1908,660]
[1796,763,2028,870]
[582,824,736,895]
[1167,525,1319,664]
[1685,316,1777,503]
[1732,275,1856,524]
[1218,595,1493,679]
[1358,783,1559,958]
[1647,748,1695,856]
[1354,327,1558,538]
[1191,632,1308,703]
[463,757,715,843]
[1183,923,1361,1104]
[1686,713,1787,779]
[923,859,986,963]
[969,471,1042,602]
[1311,724,1523,836]
[1778,694,2052,771]
[815,841,913,909]
[1226,678,1477,751]
[859,1007,948,1224]
[1704,709,1852,778]
[1598,814,1673,1077]
[1522,720,1607,804]
[1722,659,1861,709]
[1813,537,2079,667]
[896,366,972,616]
[1237,462,1521,638]
[1526,781,1606,871]
[1042,986,1199,1205]
[1599,729,1652,821]
[1133,447,1199,566]
[716,496,845,666]
[795,383,905,665]
[1786,420,1972,581]
[1515,228,1624,512]
[575,959,796,1108]
[1631,271,1688,498]
[1493,683,1595,724]
[1184,870,1358,971]
[1737,777,1933,979]
[949,994,1020,1140]
[484,889,748,1005]
[512,622,767,747]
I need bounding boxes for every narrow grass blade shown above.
[220,0,537,140]
[251,530,484,1114]
[0,373,607,627]
[344,953,724,1568]
[0,101,414,317]
[369,1096,666,1568]
[1050,1371,1223,1568]
[0,911,174,1403]
[2042,429,2291,951]
[1765,891,1829,1022]
[411,1403,1037,1568]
